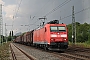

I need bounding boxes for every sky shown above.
[0,0,90,36]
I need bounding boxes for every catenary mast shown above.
[0,4,3,45]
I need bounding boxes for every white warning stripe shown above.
[51,34,57,37]
[61,34,67,37]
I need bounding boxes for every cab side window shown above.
[45,27,47,32]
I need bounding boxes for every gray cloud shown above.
[2,0,90,35]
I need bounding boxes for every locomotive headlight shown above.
[64,39,66,41]
[50,38,55,42]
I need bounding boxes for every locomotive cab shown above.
[44,21,68,51]
[49,25,68,50]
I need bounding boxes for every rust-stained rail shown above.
[10,44,17,60]
[10,43,37,60]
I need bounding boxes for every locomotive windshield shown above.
[50,26,66,32]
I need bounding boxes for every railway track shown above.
[48,46,90,60]
[48,50,90,60]
[67,46,90,53]
[11,43,90,60]
[31,45,90,60]
[11,43,63,60]
[10,43,37,60]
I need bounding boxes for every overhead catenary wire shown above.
[34,0,55,16]
[15,0,22,18]
[32,4,90,30]
[44,0,72,17]
[61,6,90,20]
[11,0,23,35]
[12,0,72,31]
[31,0,72,29]
[12,0,23,25]
[13,4,90,30]
[30,0,56,25]
[13,0,90,32]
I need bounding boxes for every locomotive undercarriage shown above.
[48,42,68,51]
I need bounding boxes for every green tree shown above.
[67,24,72,42]
[67,22,90,43]
[12,31,13,37]
[7,31,12,41]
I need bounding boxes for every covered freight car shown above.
[22,30,34,45]
[14,36,22,43]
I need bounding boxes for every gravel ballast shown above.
[14,43,61,60]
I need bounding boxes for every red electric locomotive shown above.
[33,20,68,51]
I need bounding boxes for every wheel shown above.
[44,45,48,51]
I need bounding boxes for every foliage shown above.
[0,35,6,43]
[0,42,11,60]
[7,36,12,41]
[7,31,12,41]
[69,42,90,48]
[67,22,90,43]
[12,31,13,37]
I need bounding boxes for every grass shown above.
[69,42,90,48]
[0,41,11,60]
[75,43,90,48]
